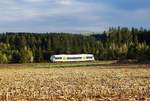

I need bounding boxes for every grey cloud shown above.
[0,0,149,32]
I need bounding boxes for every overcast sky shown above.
[0,0,150,32]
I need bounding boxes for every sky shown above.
[0,0,150,33]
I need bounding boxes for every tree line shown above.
[0,27,150,63]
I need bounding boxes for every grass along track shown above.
[0,61,115,69]
[0,63,150,101]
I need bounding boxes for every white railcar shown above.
[50,54,95,62]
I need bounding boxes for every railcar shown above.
[50,54,95,62]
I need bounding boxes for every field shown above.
[0,62,150,101]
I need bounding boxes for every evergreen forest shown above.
[0,27,150,63]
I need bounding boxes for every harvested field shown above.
[0,63,150,101]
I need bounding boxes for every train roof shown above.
[51,54,94,57]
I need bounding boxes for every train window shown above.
[86,56,93,59]
[67,57,82,59]
[55,57,62,59]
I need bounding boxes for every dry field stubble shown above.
[0,63,150,101]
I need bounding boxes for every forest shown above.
[0,27,150,63]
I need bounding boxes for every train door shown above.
[63,56,67,62]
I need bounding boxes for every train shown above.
[50,54,95,62]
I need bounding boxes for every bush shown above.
[19,48,33,63]
[136,43,150,63]
[0,51,8,64]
